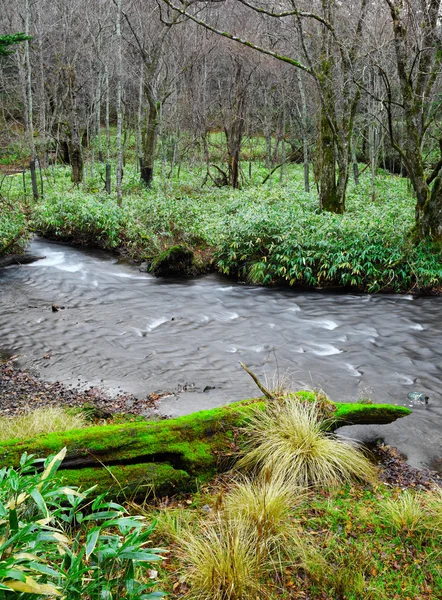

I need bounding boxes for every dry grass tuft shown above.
[0,407,87,441]
[224,472,304,538]
[178,517,264,600]
[237,398,377,488]
[383,488,442,538]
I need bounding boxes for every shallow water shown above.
[0,239,441,470]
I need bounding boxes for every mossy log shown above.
[0,395,411,498]
[151,245,194,277]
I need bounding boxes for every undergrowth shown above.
[2,160,441,292]
[144,478,442,600]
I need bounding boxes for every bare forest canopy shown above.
[2,0,442,239]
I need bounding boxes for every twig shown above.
[239,362,274,400]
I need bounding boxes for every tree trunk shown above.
[29,159,39,199]
[115,0,123,205]
[141,97,158,188]
[417,175,442,241]
[25,0,39,200]
[68,127,83,184]
[318,110,340,212]
[352,143,359,185]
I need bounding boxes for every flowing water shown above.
[1,239,441,470]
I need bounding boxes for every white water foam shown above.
[214,311,239,322]
[310,343,342,356]
[146,316,170,331]
[27,252,65,267]
[345,363,362,377]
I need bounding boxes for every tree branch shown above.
[159,0,312,74]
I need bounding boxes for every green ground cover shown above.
[149,478,441,600]
[1,149,441,291]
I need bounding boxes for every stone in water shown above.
[407,392,429,404]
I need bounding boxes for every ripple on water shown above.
[310,343,342,356]
[213,311,239,321]
[310,319,338,330]
[395,373,415,385]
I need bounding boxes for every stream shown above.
[0,238,441,471]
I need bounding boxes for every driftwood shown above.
[0,254,45,268]
[0,394,411,499]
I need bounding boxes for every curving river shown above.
[0,238,441,471]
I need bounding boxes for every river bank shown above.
[0,356,441,491]
[2,163,442,293]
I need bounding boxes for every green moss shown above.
[0,401,254,471]
[58,463,192,499]
[0,397,412,499]
[332,402,412,429]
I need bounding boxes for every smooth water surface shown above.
[0,239,441,470]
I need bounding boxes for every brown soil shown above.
[0,164,26,175]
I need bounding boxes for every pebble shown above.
[0,359,157,418]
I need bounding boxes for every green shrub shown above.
[0,197,28,256]
[0,448,166,598]
[5,162,442,291]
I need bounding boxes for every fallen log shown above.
[0,394,411,498]
[0,254,45,268]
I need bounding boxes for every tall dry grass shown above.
[237,398,377,488]
[0,407,87,441]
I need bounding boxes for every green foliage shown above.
[0,197,28,256]
[0,448,166,598]
[5,161,442,291]
[381,488,442,539]
[215,174,442,292]
[0,33,31,57]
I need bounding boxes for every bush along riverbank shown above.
[0,194,29,257]
[2,162,442,292]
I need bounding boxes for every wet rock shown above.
[0,254,45,269]
[51,304,65,312]
[407,391,429,404]
[138,261,151,273]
